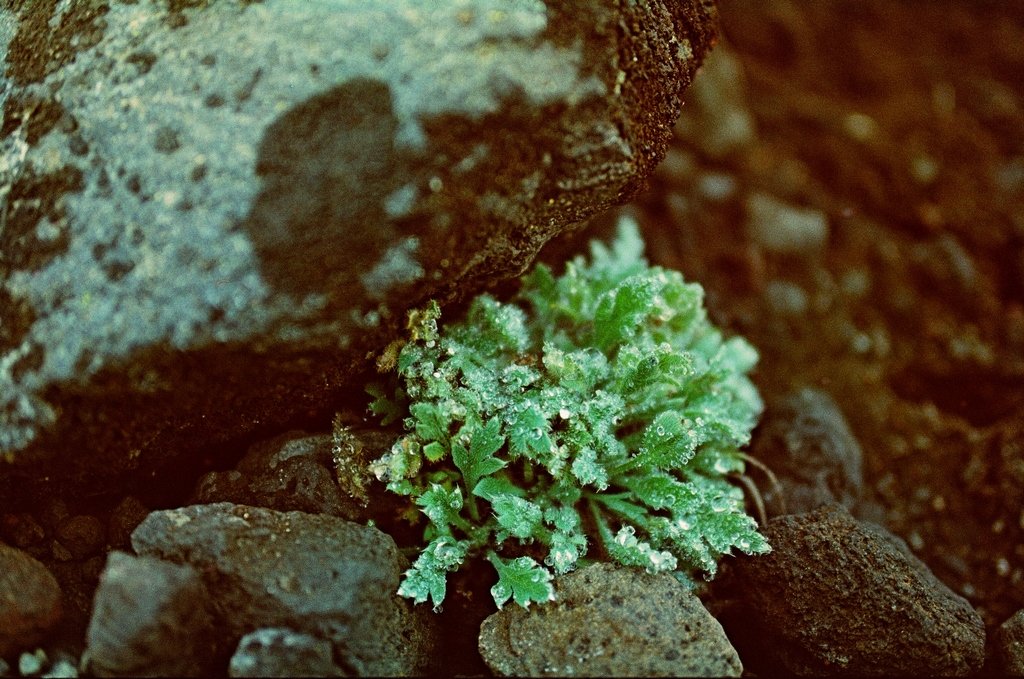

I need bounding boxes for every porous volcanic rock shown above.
[131,502,437,676]
[478,562,742,677]
[718,504,985,676]
[0,542,62,656]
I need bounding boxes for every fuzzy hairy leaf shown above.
[451,418,506,492]
[398,536,470,608]
[488,553,555,609]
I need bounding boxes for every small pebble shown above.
[746,193,829,254]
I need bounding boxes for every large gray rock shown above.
[478,562,742,677]
[719,504,985,676]
[131,502,437,676]
[0,0,716,502]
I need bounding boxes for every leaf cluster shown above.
[364,218,769,609]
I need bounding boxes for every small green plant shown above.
[364,218,769,609]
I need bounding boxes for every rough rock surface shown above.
[718,504,985,676]
[997,609,1024,676]
[750,387,864,516]
[229,627,345,678]
[0,542,62,656]
[0,0,716,502]
[83,552,218,677]
[130,502,436,676]
[478,562,742,677]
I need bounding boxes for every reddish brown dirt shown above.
[628,0,1024,632]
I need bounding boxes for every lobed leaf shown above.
[487,553,556,608]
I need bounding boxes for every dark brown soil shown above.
[628,0,1024,632]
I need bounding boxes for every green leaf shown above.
[487,552,555,608]
[366,383,405,427]
[416,484,465,533]
[603,525,677,574]
[451,418,507,492]
[472,474,524,501]
[422,441,446,462]
[508,404,552,459]
[593,276,658,351]
[491,494,543,540]
[410,402,450,445]
[397,536,470,608]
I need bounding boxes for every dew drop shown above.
[559,408,571,420]
[711,496,731,513]
[656,426,666,436]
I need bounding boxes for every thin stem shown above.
[739,452,786,515]
[731,473,767,527]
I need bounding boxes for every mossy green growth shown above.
[365,218,769,610]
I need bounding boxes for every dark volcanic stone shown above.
[55,514,106,560]
[997,609,1024,676]
[83,552,218,677]
[0,542,62,656]
[478,562,742,677]
[751,388,864,516]
[721,504,985,676]
[131,502,436,676]
[228,627,345,678]
[190,431,364,521]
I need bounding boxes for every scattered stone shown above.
[0,513,46,549]
[190,431,365,521]
[478,562,741,677]
[764,280,810,316]
[18,648,47,676]
[751,388,864,516]
[721,504,985,676]
[997,609,1024,676]
[131,503,436,676]
[13,648,77,678]
[228,628,345,678]
[105,497,150,551]
[0,543,62,656]
[746,192,829,254]
[675,45,757,158]
[54,515,105,560]
[83,552,217,678]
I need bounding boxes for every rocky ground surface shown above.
[2,0,1024,677]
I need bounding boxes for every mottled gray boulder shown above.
[719,504,985,676]
[131,502,436,676]
[0,0,716,502]
[478,562,742,677]
[751,388,864,516]
[83,552,218,677]
[229,627,345,678]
